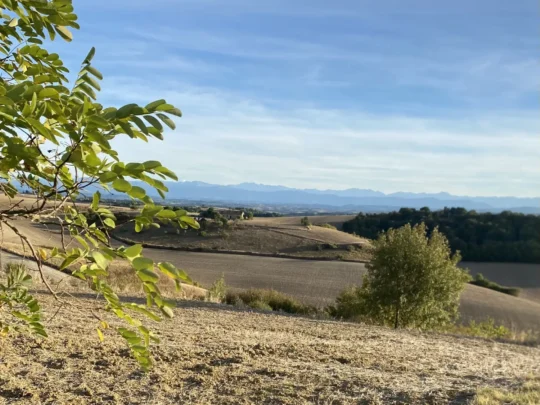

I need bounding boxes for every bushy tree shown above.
[0,1,199,369]
[336,223,470,329]
[300,216,311,227]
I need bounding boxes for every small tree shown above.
[300,216,311,227]
[246,211,254,220]
[344,223,470,329]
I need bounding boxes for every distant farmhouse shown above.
[217,209,245,220]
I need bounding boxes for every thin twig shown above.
[0,217,58,300]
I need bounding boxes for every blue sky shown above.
[53,0,538,197]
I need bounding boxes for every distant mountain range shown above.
[121,181,539,214]
[15,179,539,214]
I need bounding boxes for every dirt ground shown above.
[2,217,540,331]
[1,290,539,405]
[114,221,371,261]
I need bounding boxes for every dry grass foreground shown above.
[2,291,540,405]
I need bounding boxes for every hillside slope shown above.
[1,291,539,405]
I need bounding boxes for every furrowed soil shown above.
[2,215,540,331]
[1,291,539,405]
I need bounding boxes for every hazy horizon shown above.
[152,179,540,201]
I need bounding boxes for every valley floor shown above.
[1,291,539,405]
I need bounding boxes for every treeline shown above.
[342,207,540,263]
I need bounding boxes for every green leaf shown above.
[128,186,146,199]
[38,88,59,99]
[103,218,115,228]
[116,103,137,119]
[0,96,14,105]
[161,306,174,318]
[83,47,96,64]
[91,191,100,210]
[92,251,110,270]
[156,209,176,219]
[124,244,143,260]
[144,115,163,131]
[165,107,182,117]
[137,269,159,283]
[56,26,73,42]
[112,178,132,193]
[145,99,166,111]
[74,235,89,251]
[142,161,161,170]
[132,257,154,271]
[179,216,200,230]
[8,18,18,27]
[81,74,101,91]
[154,166,178,181]
[156,113,176,130]
[130,116,149,135]
[88,115,110,128]
[155,103,175,112]
[86,66,103,80]
[60,254,79,270]
[99,172,118,183]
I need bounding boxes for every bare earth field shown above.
[1,216,540,331]
[1,290,540,405]
[113,217,371,262]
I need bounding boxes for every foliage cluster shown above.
[205,274,227,302]
[315,223,337,230]
[0,0,200,370]
[343,207,540,263]
[443,318,511,340]
[331,223,470,329]
[300,216,311,227]
[224,289,317,315]
[470,273,520,297]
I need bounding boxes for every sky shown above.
[51,0,539,197]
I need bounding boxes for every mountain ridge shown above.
[128,181,540,213]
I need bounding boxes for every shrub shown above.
[328,286,366,321]
[248,300,273,311]
[206,275,227,302]
[300,217,311,227]
[445,318,512,340]
[224,289,315,315]
[470,273,520,297]
[316,223,337,230]
[323,243,338,250]
[344,223,470,329]
[199,231,208,237]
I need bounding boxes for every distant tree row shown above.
[342,207,540,263]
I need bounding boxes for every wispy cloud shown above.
[100,77,540,197]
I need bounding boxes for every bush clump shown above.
[206,275,227,302]
[224,289,316,315]
[316,223,337,230]
[470,273,520,297]
[300,217,311,227]
[444,318,512,339]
